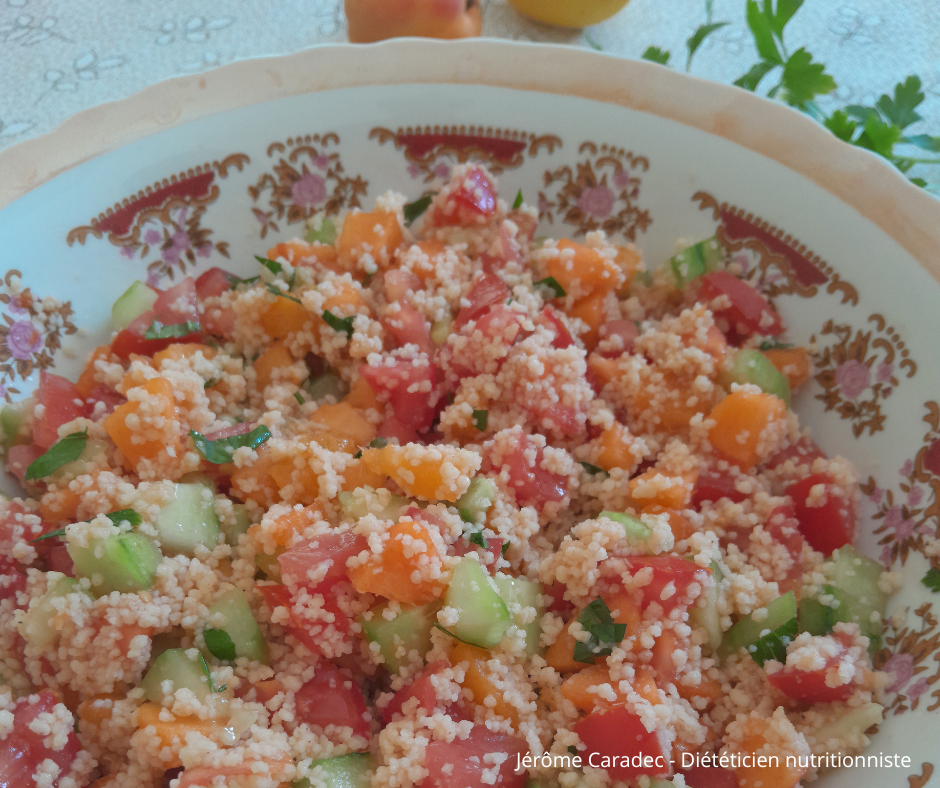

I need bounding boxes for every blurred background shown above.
[1,0,938,191]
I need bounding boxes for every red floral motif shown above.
[692,191,858,305]
[0,270,77,401]
[811,314,916,438]
[370,124,561,183]
[249,134,367,238]
[66,154,249,281]
[538,142,650,240]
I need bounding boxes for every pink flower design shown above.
[884,653,913,693]
[900,459,914,477]
[868,487,885,505]
[6,320,41,360]
[144,228,161,245]
[884,505,912,539]
[875,360,893,383]
[433,163,451,180]
[196,245,211,258]
[291,173,327,208]
[577,186,615,219]
[908,486,925,507]
[908,677,929,700]
[6,296,28,316]
[834,359,871,399]
[613,169,630,190]
[407,164,421,179]
[538,196,550,214]
[146,270,162,288]
[253,208,270,224]
[732,253,751,275]
[313,154,330,171]
[121,246,136,259]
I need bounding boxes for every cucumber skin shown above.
[599,511,651,543]
[140,648,212,703]
[718,591,796,661]
[295,753,375,788]
[456,477,497,524]
[112,280,158,331]
[359,601,439,674]
[719,349,790,406]
[155,483,221,556]
[444,557,511,649]
[207,588,269,665]
[68,532,162,596]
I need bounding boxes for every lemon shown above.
[507,0,630,28]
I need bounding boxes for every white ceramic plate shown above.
[0,40,939,787]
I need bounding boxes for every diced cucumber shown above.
[155,483,221,556]
[430,316,452,347]
[719,349,790,406]
[221,503,252,547]
[140,647,213,703]
[667,236,723,288]
[804,702,883,750]
[456,477,497,525]
[304,373,349,402]
[338,488,410,522]
[255,550,283,582]
[177,471,219,493]
[690,571,722,652]
[493,574,543,656]
[718,591,797,663]
[294,753,375,788]
[359,601,439,674]
[798,595,841,637]
[600,511,651,546]
[444,557,511,649]
[0,400,29,450]
[205,588,268,664]
[823,545,888,652]
[112,280,158,331]
[22,575,83,650]
[68,531,162,596]
[305,212,337,246]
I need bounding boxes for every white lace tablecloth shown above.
[1,0,938,190]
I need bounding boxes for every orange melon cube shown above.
[306,402,376,453]
[152,343,217,366]
[592,423,635,472]
[104,377,179,467]
[708,390,787,470]
[628,468,696,510]
[566,289,608,351]
[547,238,623,298]
[449,641,519,725]
[136,703,220,768]
[260,295,311,339]
[344,376,380,411]
[337,210,403,273]
[253,340,299,390]
[76,345,111,398]
[763,347,812,390]
[267,240,342,274]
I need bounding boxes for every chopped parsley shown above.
[229,275,260,290]
[922,567,940,593]
[746,616,798,667]
[29,529,66,543]
[29,508,142,544]
[579,461,609,477]
[255,256,284,276]
[293,391,304,405]
[266,284,302,304]
[403,194,435,227]
[573,596,627,664]
[25,430,88,481]
[143,320,201,340]
[190,425,272,465]
[468,530,489,549]
[433,623,476,647]
[204,628,237,662]
[204,378,220,389]
[471,409,488,432]
[322,310,355,337]
[197,651,225,693]
[534,276,566,299]
[512,189,524,209]
[369,437,389,449]
[759,338,794,351]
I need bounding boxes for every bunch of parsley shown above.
[638,0,940,190]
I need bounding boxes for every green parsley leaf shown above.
[354,450,362,459]
[190,425,272,465]
[293,391,304,405]
[26,431,88,481]
[468,530,489,549]
[106,509,142,527]
[779,48,836,108]
[641,46,670,66]
[910,177,929,188]
[29,528,66,544]
[824,110,858,143]
[197,651,224,693]
[266,284,302,304]
[876,76,924,131]
[471,409,488,432]
[922,568,940,593]
[568,745,579,756]
[768,0,804,38]
[746,615,797,666]
[230,275,259,291]
[857,114,903,159]
[255,256,283,276]
[573,596,627,664]
[845,104,880,124]
[403,195,434,227]
[584,32,602,51]
[433,623,477,647]
[501,541,510,557]
[204,628,237,661]
[758,338,794,351]
[534,276,566,299]
[369,437,389,449]
[579,461,609,478]
[903,134,940,153]
[745,0,782,65]
[512,190,524,210]
[686,22,729,71]
[305,215,337,246]
[144,320,201,340]
[204,378,220,389]
[322,310,355,337]
[734,60,777,92]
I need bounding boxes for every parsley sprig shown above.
[190,425,272,464]
[29,508,142,544]
[25,430,88,481]
[922,568,940,593]
[573,596,627,664]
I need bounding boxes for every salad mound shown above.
[0,164,896,788]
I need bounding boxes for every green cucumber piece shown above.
[600,511,652,546]
[668,236,723,288]
[205,588,268,664]
[444,557,511,649]
[295,753,375,788]
[68,531,162,596]
[304,373,349,402]
[0,401,28,450]
[430,316,452,347]
[255,549,283,582]
[140,647,213,703]
[112,280,159,331]
[690,572,723,652]
[359,601,439,674]
[823,545,888,652]
[804,702,883,749]
[221,503,252,547]
[718,591,796,664]
[798,595,842,637]
[155,483,221,556]
[456,477,497,525]
[22,575,83,650]
[719,349,790,406]
[337,488,410,522]
[493,574,543,656]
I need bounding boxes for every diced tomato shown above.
[384,302,435,357]
[597,319,638,358]
[382,659,448,723]
[453,274,508,330]
[766,436,826,471]
[7,444,43,485]
[699,271,783,339]
[257,583,349,656]
[85,385,125,417]
[546,581,575,618]
[573,704,671,780]
[430,166,498,228]
[385,268,422,301]
[194,267,238,300]
[536,404,582,438]
[680,766,740,788]
[278,531,367,589]
[377,415,422,446]
[540,306,574,349]
[294,664,371,739]
[767,631,855,703]
[34,371,87,449]
[154,277,200,324]
[621,556,711,614]
[496,222,524,266]
[0,691,84,786]
[204,422,254,441]
[453,536,505,573]
[360,360,440,433]
[44,544,74,577]
[785,474,855,556]
[442,305,524,382]
[765,504,805,594]
[691,469,748,507]
[507,210,538,244]
[112,277,204,358]
[0,558,26,603]
[492,434,567,511]
[421,724,527,788]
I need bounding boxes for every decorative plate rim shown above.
[0,38,938,283]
